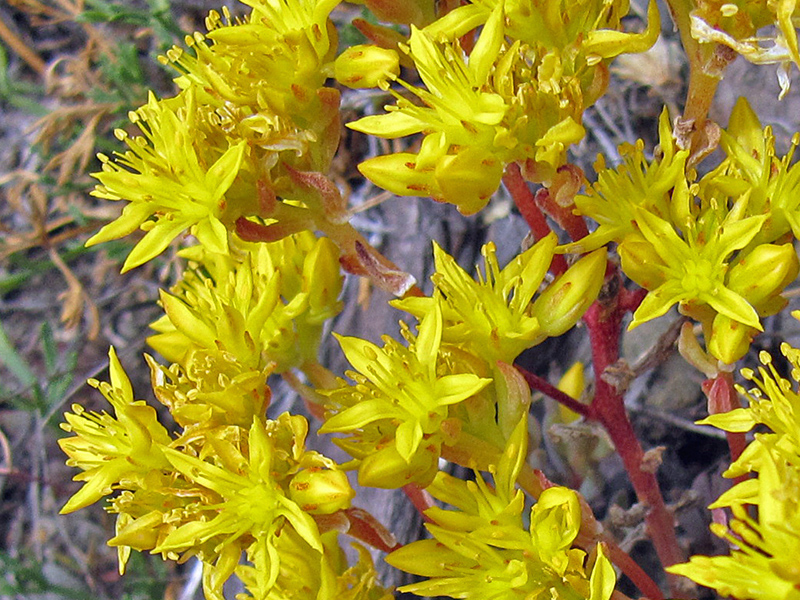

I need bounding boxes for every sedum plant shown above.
[58,0,800,599]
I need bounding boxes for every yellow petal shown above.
[357,153,438,197]
[584,0,660,58]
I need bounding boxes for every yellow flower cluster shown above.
[346,0,659,214]
[60,349,362,600]
[87,0,345,271]
[572,102,800,364]
[321,237,605,487]
[668,332,800,599]
[148,231,343,374]
[64,0,800,598]
[387,420,616,600]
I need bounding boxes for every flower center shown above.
[236,483,280,527]
[681,258,715,295]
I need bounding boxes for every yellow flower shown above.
[621,200,790,365]
[669,341,800,599]
[568,108,689,253]
[87,88,247,271]
[165,0,339,114]
[699,344,800,472]
[154,414,352,599]
[708,97,800,245]
[387,419,616,600]
[237,532,393,600]
[575,101,799,363]
[622,207,765,329]
[59,348,172,514]
[350,11,511,214]
[668,448,800,600]
[425,0,659,60]
[163,0,342,169]
[148,232,343,372]
[394,234,606,365]
[146,350,272,432]
[320,303,491,488]
[351,0,659,212]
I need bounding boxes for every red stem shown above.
[605,538,665,600]
[503,163,568,275]
[702,373,749,485]
[515,367,594,420]
[534,187,590,242]
[519,274,683,594]
[584,276,686,597]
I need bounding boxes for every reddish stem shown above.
[515,367,594,420]
[702,373,748,485]
[584,277,686,597]
[502,163,568,275]
[533,187,590,242]
[605,537,665,600]
[519,275,682,595]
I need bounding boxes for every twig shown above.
[583,111,622,166]
[0,15,46,74]
[345,190,393,217]
[630,405,727,440]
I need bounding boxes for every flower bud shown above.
[532,248,607,337]
[334,45,400,89]
[707,313,756,365]
[494,361,531,440]
[722,97,765,166]
[434,147,504,215]
[530,486,582,557]
[727,242,799,311]
[357,152,438,198]
[303,236,343,323]
[289,467,355,515]
[556,361,585,423]
[358,441,439,489]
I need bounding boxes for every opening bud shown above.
[289,467,355,515]
[334,45,400,90]
[533,248,607,337]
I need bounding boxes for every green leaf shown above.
[0,320,36,390]
[40,322,57,374]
